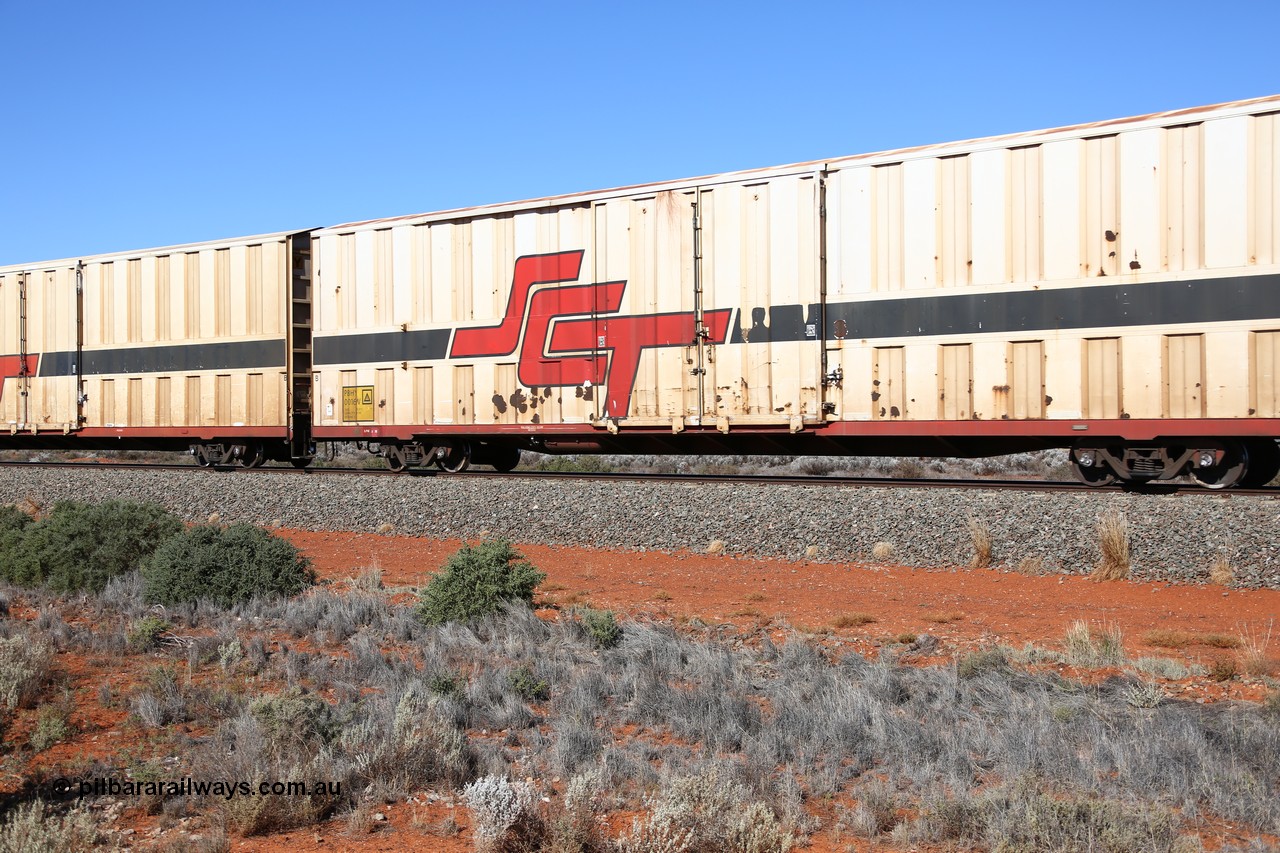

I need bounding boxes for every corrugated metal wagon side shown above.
[0,231,315,466]
[310,96,1280,486]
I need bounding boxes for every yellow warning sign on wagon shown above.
[342,385,375,421]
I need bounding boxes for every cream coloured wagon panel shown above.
[1252,331,1280,417]
[872,346,905,419]
[1083,338,1122,420]
[1164,333,1205,418]
[699,172,821,422]
[590,190,698,421]
[1042,139,1083,281]
[938,344,972,420]
[1204,116,1249,269]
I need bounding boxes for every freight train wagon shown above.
[4,96,1280,488]
[0,231,315,467]
[310,95,1280,488]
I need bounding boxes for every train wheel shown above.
[237,444,265,469]
[435,442,471,473]
[193,445,215,468]
[1241,440,1280,487]
[1070,448,1116,487]
[489,447,521,473]
[385,445,409,473]
[1189,441,1248,490]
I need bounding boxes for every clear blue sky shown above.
[2,1,1277,266]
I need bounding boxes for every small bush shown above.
[1,500,182,593]
[131,666,190,728]
[142,523,315,607]
[462,776,542,853]
[126,615,170,652]
[1209,656,1238,682]
[0,636,51,710]
[871,542,894,561]
[0,799,104,852]
[415,540,545,625]
[426,669,466,700]
[248,690,338,751]
[508,665,550,701]
[1123,680,1165,709]
[0,505,33,571]
[30,703,74,751]
[574,607,622,649]
[957,648,1009,679]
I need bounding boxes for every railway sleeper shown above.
[1072,439,1280,489]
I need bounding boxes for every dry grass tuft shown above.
[652,589,673,602]
[1209,555,1235,586]
[706,539,726,555]
[804,545,820,559]
[968,518,993,569]
[1239,619,1276,677]
[831,612,878,629]
[14,496,44,519]
[1016,556,1045,576]
[922,611,965,625]
[1093,513,1130,581]
[207,511,221,525]
[376,522,396,535]
[1143,630,1193,649]
[349,565,384,593]
[1209,656,1238,682]
[1144,629,1241,650]
[871,541,894,562]
[1064,620,1126,667]
[745,592,767,603]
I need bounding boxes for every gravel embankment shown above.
[1,468,1278,588]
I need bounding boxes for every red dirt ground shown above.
[9,529,1280,852]
[289,529,1280,698]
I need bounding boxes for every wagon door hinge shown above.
[823,365,843,388]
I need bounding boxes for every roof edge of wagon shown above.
[318,94,1280,235]
[0,228,318,276]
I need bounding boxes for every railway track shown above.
[2,459,1277,496]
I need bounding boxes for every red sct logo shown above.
[449,251,730,418]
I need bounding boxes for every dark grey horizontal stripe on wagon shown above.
[313,329,451,365]
[39,339,286,377]
[729,274,1280,344]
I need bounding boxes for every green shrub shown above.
[957,648,1010,680]
[574,606,622,649]
[508,665,550,701]
[0,505,33,571]
[248,690,338,752]
[415,540,545,625]
[141,523,315,607]
[126,616,170,652]
[1,500,181,593]
[29,704,73,751]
